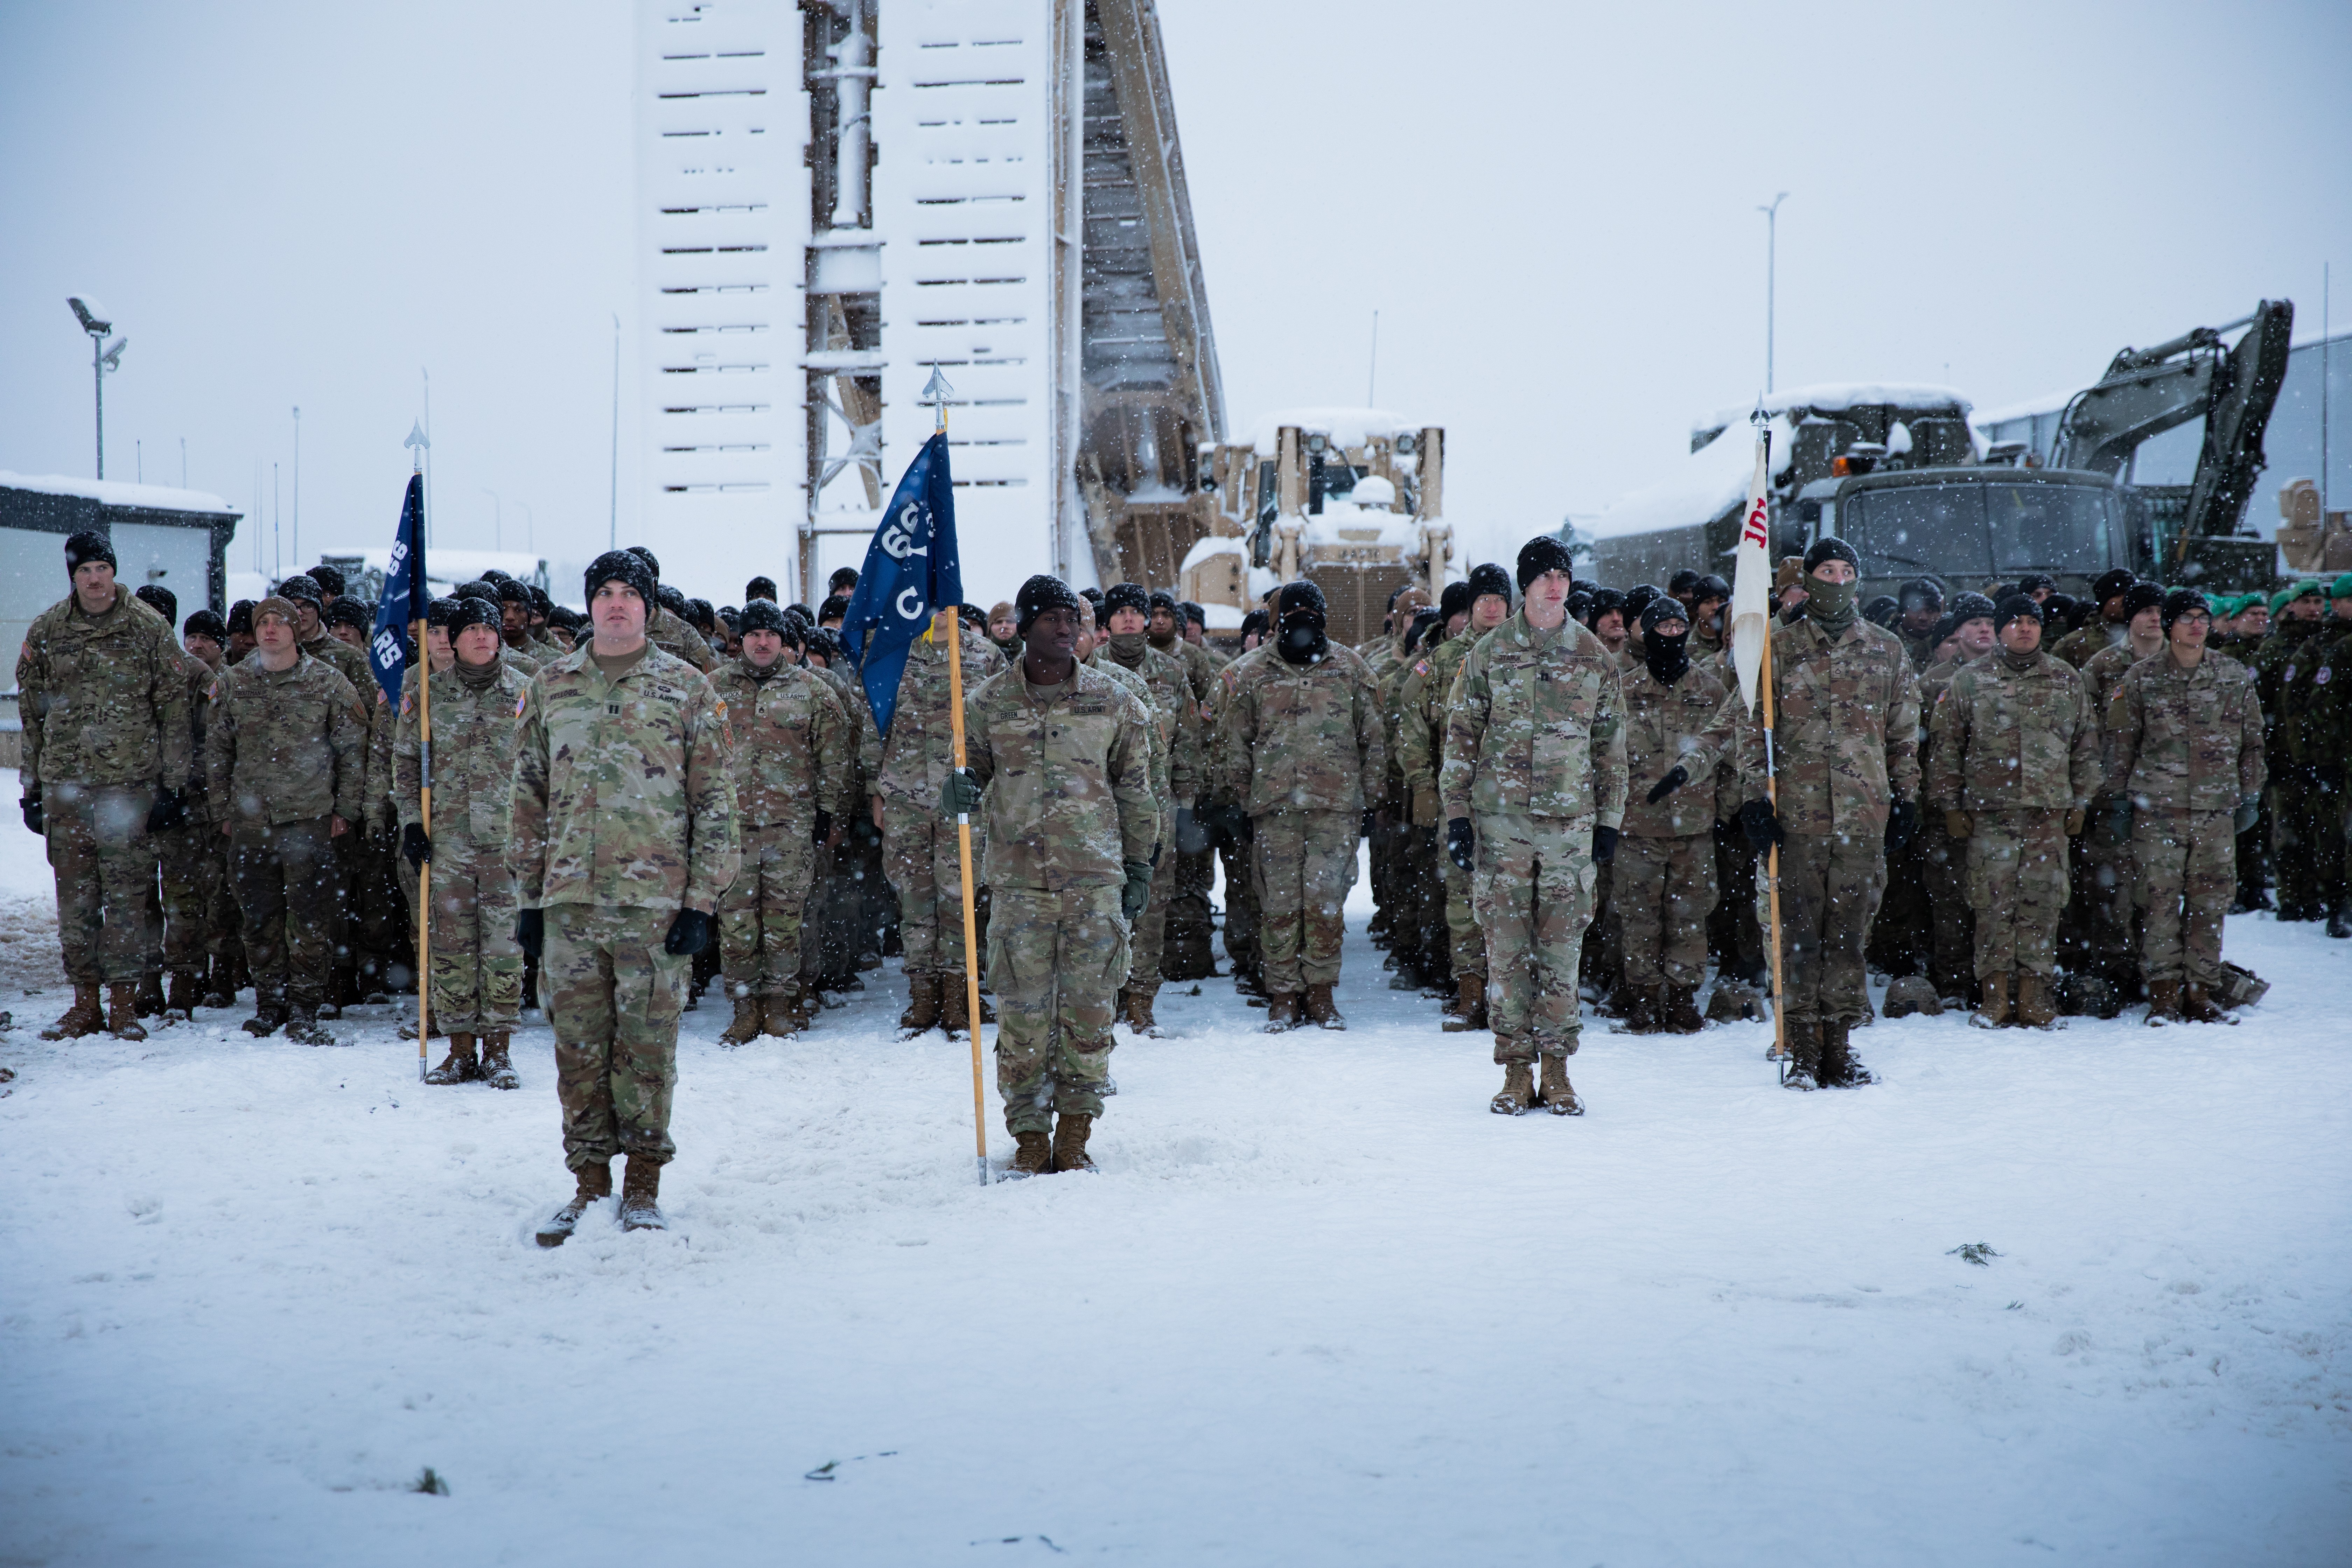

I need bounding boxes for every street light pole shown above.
[1757,192,1788,396]
[292,406,302,572]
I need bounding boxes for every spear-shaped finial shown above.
[920,366,954,434]
[405,419,430,472]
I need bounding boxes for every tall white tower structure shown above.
[635,0,1222,609]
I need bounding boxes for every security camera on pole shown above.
[68,297,127,480]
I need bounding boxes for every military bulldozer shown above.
[1178,410,1454,647]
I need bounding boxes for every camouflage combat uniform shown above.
[2072,641,2151,990]
[2253,617,2326,918]
[394,653,532,1034]
[1151,629,1223,980]
[1702,613,1920,1053]
[1911,655,1976,1000]
[1441,612,1628,1063]
[1216,640,1385,1005]
[961,661,1155,1136]
[204,653,368,1016]
[799,654,880,992]
[298,628,397,1000]
[1205,648,1264,986]
[710,654,849,1006]
[15,590,188,989]
[1396,628,1483,991]
[154,638,222,1001]
[511,643,738,1173]
[2106,646,2264,994]
[1615,656,1732,1000]
[1094,634,1194,1007]
[649,602,718,674]
[1925,649,2100,988]
[862,622,1004,990]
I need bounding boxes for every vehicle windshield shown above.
[1841,485,1989,579]
[1987,483,2113,576]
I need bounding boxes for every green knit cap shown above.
[2332,573,2352,599]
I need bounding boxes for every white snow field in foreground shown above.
[1,833,2346,1563]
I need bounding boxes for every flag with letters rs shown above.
[839,430,962,740]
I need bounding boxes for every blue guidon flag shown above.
[369,474,426,707]
[839,430,962,740]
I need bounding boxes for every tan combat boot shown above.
[1050,1113,1097,1173]
[2178,982,2226,1024]
[1303,983,1345,1030]
[1490,1061,1536,1115]
[41,982,105,1041]
[898,973,940,1035]
[719,992,763,1047]
[619,1156,666,1231]
[1539,1055,1585,1115]
[425,1033,479,1084]
[939,972,973,1037]
[1123,988,1160,1036]
[1441,973,1488,1032]
[2144,978,2182,1026]
[2013,973,2059,1029]
[1661,985,1705,1035]
[1969,973,2013,1030]
[1262,992,1305,1032]
[106,983,148,1042]
[1006,1130,1052,1178]
[536,1162,612,1247]
[478,1032,519,1090]
[762,986,807,1038]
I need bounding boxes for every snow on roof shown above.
[1585,414,1797,541]
[1693,383,1971,443]
[0,470,236,515]
[1240,407,1423,455]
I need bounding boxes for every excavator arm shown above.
[2183,299,2295,542]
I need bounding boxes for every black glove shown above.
[1210,802,1248,851]
[1446,817,1476,871]
[1738,798,1782,854]
[938,765,983,821]
[1886,798,1919,850]
[1121,859,1154,922]
[1644,766,1689,805]
[1592,825,1619,864]
[664,907,714,956]
[145,788,188,833]
[401,822,432,868]
[812,809,833,845]
[515,908,544,960]
[20,793,41,835]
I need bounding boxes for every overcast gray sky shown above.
[4,0,2347,596]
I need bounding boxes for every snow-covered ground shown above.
[2,770,2346,1564]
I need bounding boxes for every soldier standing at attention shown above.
[1442,537,1626,1114]
[2070,582,2168,1012]
[395,596,533,1087]
[1914,594,1998,1008]
[861,602,1006,1037]
[1215,580,1385,1031]
[1675,537,1920,1090]
[941,576,1156,1176]
[1148,589,1226,982]
[2106,589,2264,1024]
[516,551,737,1242]
[1925,596,2101,1029]
[1615,597,1731,1034]
[204,596,368,1044]
[1089,586,1186,1033]
[2053,570,2138,668]
[623,546,719,675]
[132,584,217,1020]
[709,601,849,1045]
[17,531,190,1041]
[274,573,383,1008]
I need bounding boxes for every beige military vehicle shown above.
[1178,409,1454,647]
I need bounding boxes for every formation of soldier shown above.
[14,521,2331,1207]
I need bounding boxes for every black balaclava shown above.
[1640,597,1691,686]
[1102,582,1152,665]
[1802,538,1861,633]
[1276,581,1328,666]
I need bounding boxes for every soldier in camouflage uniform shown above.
[793,622,876,1003]
[204,596,369,1044]
[623,546,719,675]
[1925,597,2101,1029]
[1615,598,1731,1034]
[1090,586,1187,1033]
[2304,577,2352,936]
[1148,589,1226,982]
[391,596,532,1086]
[16,531,190,1041]
[178,608,244,1007]
[1912,596,1997,1007]
[2053,569,2136,668]
[862,606,1006,1036]
[275,574,390,1008]
[2267,577,2352,930]
[945,576,1156,1177]
[2068,583,2168,1011]
[1205,613,1268,996]
[1680,538,1921,1090]
[2105,589,2264,1024]
[1216,580,1385,1031]
[132,584,220,1019]
[709,601,850,1045]
[516,551,738,1241]
[1443,539,1624,1114]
